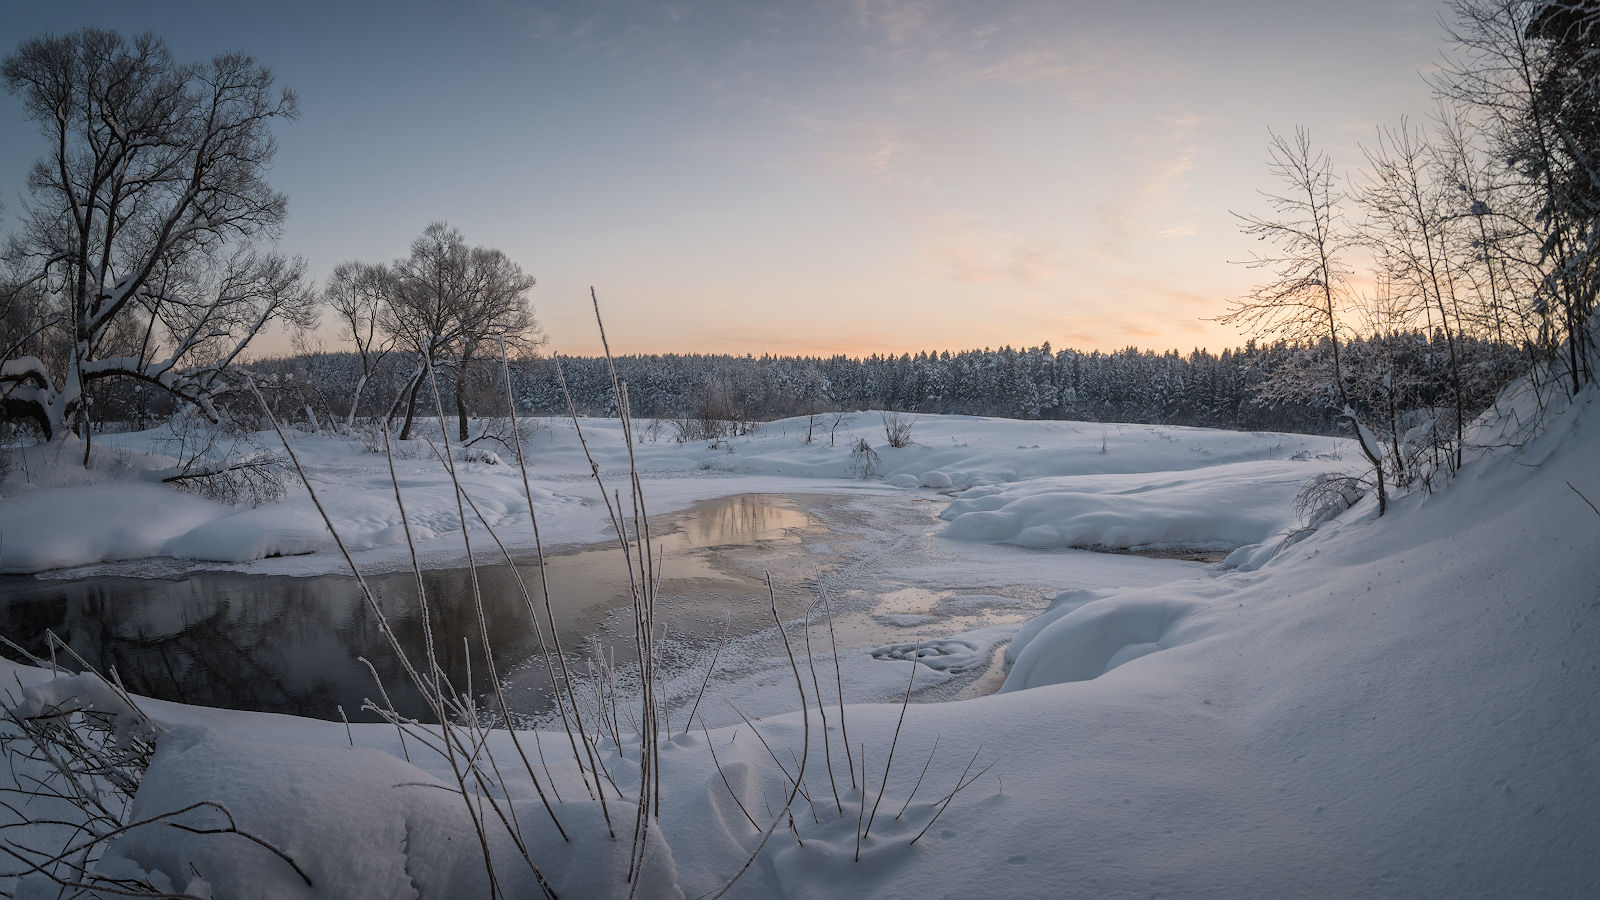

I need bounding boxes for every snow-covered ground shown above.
[0,413,1344,576]
[0,389,1595,898]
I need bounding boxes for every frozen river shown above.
[0,490,1205,724]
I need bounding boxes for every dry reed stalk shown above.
[800,602,844,814]
[821,588,855,788]
[865,641,918,838]
[909,746,998,846]
[700,717,759,831]
[854,742,868,862]
[895,734,939,819]
[680,618,729,737]
[451,487,562,797]
[500,339,604,805]
[692,580,813,900]
[726,701,796,788]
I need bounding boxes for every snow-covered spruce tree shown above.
[1223,128,1392,514]
[0,29,317,460]
[1438,0,1599,396]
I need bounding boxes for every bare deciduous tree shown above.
[1438,0,1598,393]
[381,222,539,440]
[0,29,316,460]
[1359,120,1471,471]
[1223,128,1391,514]
[324,260,395,428]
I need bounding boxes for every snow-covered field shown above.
[0,390,1595,898]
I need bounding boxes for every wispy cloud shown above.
[924,231,1060,285]
[821,123,929,188]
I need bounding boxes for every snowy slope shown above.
[661,382,1600,899]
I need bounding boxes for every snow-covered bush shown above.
[850,437,883,478]
[457,445,502,465]
[669,412,732,443]
[1291,471,1369,531]
[462,415,544,452]
[881,410,917,448]
[153,408,294,507]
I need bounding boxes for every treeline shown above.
[152,328,1515,441]
[516,332,1529,436]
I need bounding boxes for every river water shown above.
[0,494,833,722]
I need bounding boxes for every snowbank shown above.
[94,726,682,900]
[939,458,1335,549]
[0,484,231,573]
[0,415,1344,575]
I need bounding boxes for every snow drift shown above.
[939,458,1331,550]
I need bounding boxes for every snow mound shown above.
[961,383,1600,897]
[941,459,1339,550]
[1001,594,1197,690]
[0,484,230,573]
[89,726,683,900]
[165,506,333,562]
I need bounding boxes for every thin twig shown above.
[895,734,939,819]
[681,619,730,737]
[865,642,918,838]
[801,601,843,814]
[854,742,867,862]
[502,338,602,804]
[701,717,759,831]
[822,588,855,788]
[909,745,991,846]
[1570,482,1600,518]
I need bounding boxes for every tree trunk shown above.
[346,372,370,431]
[398,366,427,441]
[456,345,474,443]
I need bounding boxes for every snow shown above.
[940,458,1328,550]
[97,726,682,900]
[0,387,1595,898]
[871,624,1020,675]
[0,414,1346,576]
[0,484,231,572]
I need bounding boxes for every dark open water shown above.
[0,495,827,722]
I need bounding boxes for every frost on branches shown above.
[0,29,315,452]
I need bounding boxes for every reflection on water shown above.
[0,494,827,722]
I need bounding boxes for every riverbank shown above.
[4,396,1592,898]
[0,413,1349,577]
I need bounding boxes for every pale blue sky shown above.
[0,1,1448,356]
